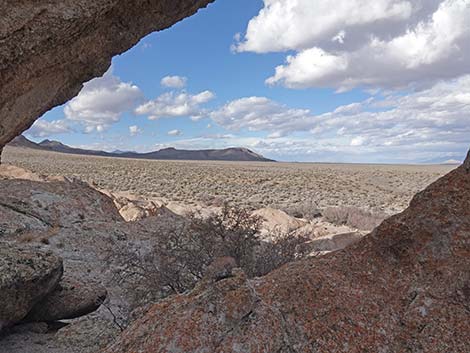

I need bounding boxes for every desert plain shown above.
[3,146,456,216]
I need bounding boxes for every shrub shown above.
[254,232,311,277]
[281,200,322,220]
[322,206,386,231]
[107,204,309,325]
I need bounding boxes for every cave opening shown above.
[1,0,469,352]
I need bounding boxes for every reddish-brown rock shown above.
[0,0,214,150]
[104,155,470,352]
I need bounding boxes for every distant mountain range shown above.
[8,136,275,162]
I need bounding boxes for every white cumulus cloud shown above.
[236,0,470,91]
[135,90,215,120]
[167,129,183,136]
[129,125,142,136]
[210,96,312,136]
[304,75,470,157]
[208,75,470,161]
[350,136,366,146]
[64,69,144,132]
[161,75,188,88]
[235,0,425,53]
[26,119,72,138]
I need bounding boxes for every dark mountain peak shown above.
[8,135,42,149]
[39,139,67,148]
[8,136,275,162]
[12,135,29,143]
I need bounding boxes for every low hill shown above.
[8,136,274,162]
[8,135,44,150]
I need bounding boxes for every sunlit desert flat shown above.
[4,146,456,216]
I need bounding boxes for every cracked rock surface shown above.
[0,177,122,237]
[0,167,186,352]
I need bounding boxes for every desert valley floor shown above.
[4,146,456,215]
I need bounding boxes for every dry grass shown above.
[4,146,455,216]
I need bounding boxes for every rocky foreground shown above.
[0,152,468,352]
[103,151,470,353]
[0,164,365,352]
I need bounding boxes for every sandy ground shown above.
[3,146,456,215]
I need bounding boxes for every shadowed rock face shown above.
[104,154,470,353]
[0,0,214,149]
[24,276,108,322]
[0,245,63,330]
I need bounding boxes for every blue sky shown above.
[27,0,470,163]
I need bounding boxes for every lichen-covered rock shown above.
[24,276,107,322]
[104,152,470,352]
[0,0,214,151]
[0,244,63,330]
[106,266,291,352]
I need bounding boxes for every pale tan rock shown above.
[0,165,46,182]
[302,231,365,254]
[253,207,308,236]
[118,203,148,222]
[295,220,357,239]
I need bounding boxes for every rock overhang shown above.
[0,0,215,150]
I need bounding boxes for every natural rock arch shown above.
[0,0,214,155]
